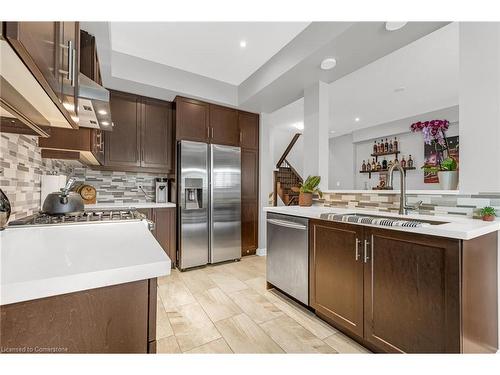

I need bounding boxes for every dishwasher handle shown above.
[267,218,307,230]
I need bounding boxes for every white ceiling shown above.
[267,23,458,137]
[329,22,458,135]
[109,22,310,85]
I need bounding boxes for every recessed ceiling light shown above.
[320,58,337,70]
[239,40,247,48]
[354,117,360,122]
[394,86,406,93]
[101,121,110,126]
[97,109,108,115]
[385,22,408,31]
[293,122,304,131]
[330,130,336,134]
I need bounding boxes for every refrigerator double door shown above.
[179,141,241,270]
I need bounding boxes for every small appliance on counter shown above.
[155,178,169,203]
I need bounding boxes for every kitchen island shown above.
[0,221,170,353]
[264,205,499,353]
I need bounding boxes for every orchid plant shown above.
[410,119,457,172]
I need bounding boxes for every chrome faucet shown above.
[387,160,422,215]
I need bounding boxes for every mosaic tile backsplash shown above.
[0,133,167,220]
[0,134,72,220]
[317,192,500,219]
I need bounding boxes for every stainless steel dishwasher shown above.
[266,212,309,305]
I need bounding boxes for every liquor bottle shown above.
[362,160,366,172]
[388,159,394,169]
[373,141,378,154]
[401,156,407,168]
[376,160,382,170]
[393,137,399,152]
[372,158,377,171]
[366,160,371,172]
[379,139,384,153]
[389,139,393,152]
[408,155,414,168]
[384,138,389,153]
[382,158,388,170]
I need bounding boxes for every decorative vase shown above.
[482,215,496,222]
[438,171,458,190]
[299,192,313,207]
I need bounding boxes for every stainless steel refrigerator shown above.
[178,140,241,270]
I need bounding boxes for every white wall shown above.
[328,106,459,190]
[329,134,355,189]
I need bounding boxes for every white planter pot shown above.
[438,171,458,190]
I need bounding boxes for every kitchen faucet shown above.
[387,160,422,215]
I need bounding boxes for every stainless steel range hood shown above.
[76,73,113,131]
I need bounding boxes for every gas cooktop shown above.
[9,209,145,227]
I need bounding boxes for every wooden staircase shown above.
[273,133,303,206]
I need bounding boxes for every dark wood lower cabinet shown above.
[309,221,364,338]
[364,229,461,353]
[309,219,498,353]
[138,207,176,268]
[0,279,157,353]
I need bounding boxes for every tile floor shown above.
[156,255,370,354]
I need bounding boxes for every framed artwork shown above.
[424,135,459,183]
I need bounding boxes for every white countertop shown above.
[264,206,500,240]
[85,202,176,209]
[0,221,171,305]
[323,190,460,195]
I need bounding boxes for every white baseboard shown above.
[256,248,267,256]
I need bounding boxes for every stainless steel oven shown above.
[266,212,309,305]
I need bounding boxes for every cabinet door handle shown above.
[211,127,214,139]
[364,239,371,263]
[67,40,74,84]
[355,238,362,261]
[71,47,77,87]
[207,126,210,139]
[239,131,242,145]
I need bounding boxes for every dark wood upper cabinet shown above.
[59,22,79,121]
[175,97,209,143]
[241,148,259,201]
[239,111,259,150]
[310,220,365,339]
[39,127,104,166]
[105,91,141,168]
[104,91,174,173]
[141,98,173,172]
[363,228,461,353]
[3,22,79,129]
[209,104,239,146]
[80,29,102,85]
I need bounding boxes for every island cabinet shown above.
[0,279,158,353]
[309,219,498,354]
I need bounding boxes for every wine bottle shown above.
[408,155,413,168]
[393,137,398,152]
[366,161,371,172]
[401,156,407,168]
[362,160,366,171]
[373,141,378,154]
[384,138,389,153]
[389,139,393,152]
